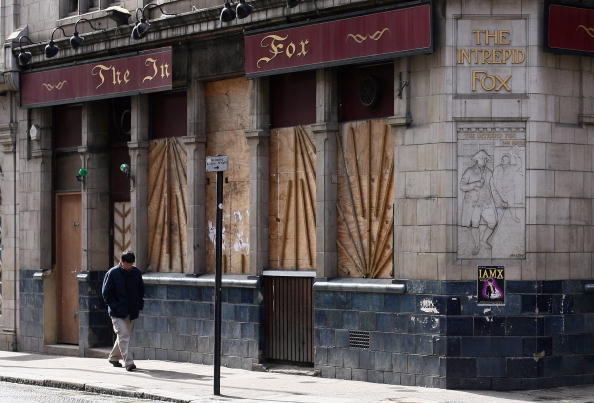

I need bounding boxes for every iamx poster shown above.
[477,265,505,305]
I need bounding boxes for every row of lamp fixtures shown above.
[219,0,301,22]
[17,3,173,67]
[17,0,304,67]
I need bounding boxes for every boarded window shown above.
[147,137,187,272]
[337,119,393,278]
[269,126,316,269]
[205,78,250,274]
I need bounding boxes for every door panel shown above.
[56,193,82,344]
[264,275,313,364]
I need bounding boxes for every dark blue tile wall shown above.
[314,280,594,390]
[130,284,262,371]
[78,271,112,352]
[18,270,44,353]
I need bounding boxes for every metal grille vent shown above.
[349,330,370,349]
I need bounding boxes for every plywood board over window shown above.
[148,137,188,272]
[269,125,316,270]
[205,78,250,274]
[337,120,394,278]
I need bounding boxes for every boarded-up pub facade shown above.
[0,0,594,390]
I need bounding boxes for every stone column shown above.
[79,102,112,353]
[0,103,18,350]
[184,80,207,274]
[24,108,53,273]
[79,102,110,272]
[313,69,338,279]
[388,58,411,280]
[245,78,270,276]
[22,107,53,351]
[129,96,149,270]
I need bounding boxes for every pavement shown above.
[1,351,594,402]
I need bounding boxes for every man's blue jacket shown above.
[102,264,145,320]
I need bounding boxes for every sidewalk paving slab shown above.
[0,351,594,402]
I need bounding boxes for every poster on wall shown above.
[477,265,505,305]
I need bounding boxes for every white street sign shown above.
[206,155,229,172]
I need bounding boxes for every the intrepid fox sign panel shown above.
[20,47,172,108]
[244,3,433,77]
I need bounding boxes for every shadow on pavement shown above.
[136,368,210,380]
[0,354,62,361]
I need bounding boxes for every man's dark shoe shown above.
[125,364,137,372]
[109,360,122,368]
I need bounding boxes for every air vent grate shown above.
[348,330,370,349]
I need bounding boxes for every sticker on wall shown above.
[477,265,505,306]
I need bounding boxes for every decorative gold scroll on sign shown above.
[41,80,67,91]
[346,28,391,44]
[337,120,393,279]
[148,137,188,273]
[578,24,594,38]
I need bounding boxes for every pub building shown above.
[0,0,593,390]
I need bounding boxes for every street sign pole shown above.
[214,169,223,396]
[205,155,228,397]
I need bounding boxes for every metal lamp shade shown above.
[220,3,236,22]
[70,33,84,49]
[18,51,32,67]
[45,41,59,58]
[236,1,252,19]
[131,21,150,40]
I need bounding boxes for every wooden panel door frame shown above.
[55,192,82,345]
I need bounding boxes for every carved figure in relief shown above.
[492,151,522,223]
[459,150,505,255]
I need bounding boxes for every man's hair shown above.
[121,251,136,263]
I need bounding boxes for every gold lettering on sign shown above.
[142,57,170,82]
[41,80,67,91]
[456,48,525,65]
[471,70,512,92]
[346,28,391,44]
[92,64,131,89]
[457,29,526,92]
[577,24,594,38]
[256,35,310,68]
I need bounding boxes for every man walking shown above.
[102,251,144,371]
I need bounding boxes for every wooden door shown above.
[56,193,82,344]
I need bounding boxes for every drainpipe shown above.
[11,94,17,351]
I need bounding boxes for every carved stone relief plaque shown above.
[457,123,525,259]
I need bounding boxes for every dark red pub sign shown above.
[546,2,594,55]
[244,3,433,77]
[20,47,172,108]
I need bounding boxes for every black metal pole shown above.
[214,170,223,396]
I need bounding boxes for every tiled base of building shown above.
[314,280,594,390]
[16,273,594,390]
[130,283,262,371]
[18,270,44,353]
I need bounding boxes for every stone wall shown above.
[129,275,262,370]
[314,280,594,390]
